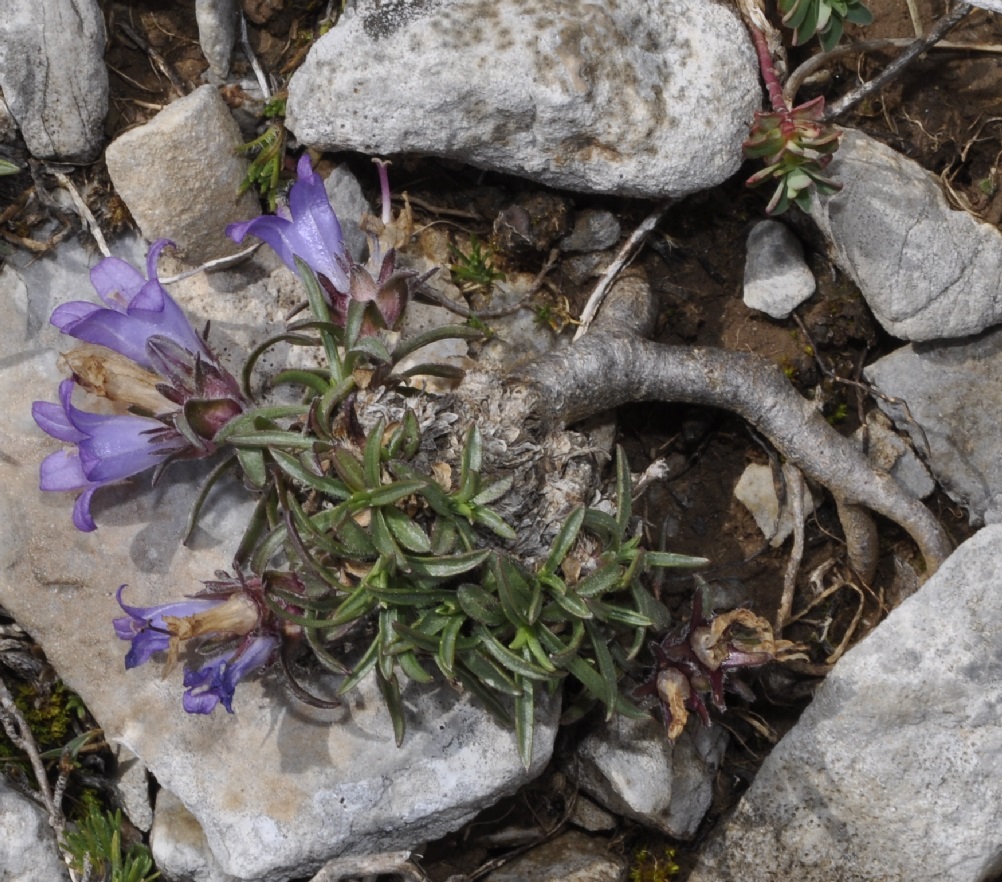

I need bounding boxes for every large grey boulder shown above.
[864,328,1002,525]
[106,86,262,264]
[688,525,1002,882]
[0,0,108,160]
[0,238,558,882]
[287,0,759,198]
[809,129,1002,341]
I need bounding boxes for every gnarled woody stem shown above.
[514,280,952,576]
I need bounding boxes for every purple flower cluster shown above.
[114,583,279,714]
[33,240,245,531]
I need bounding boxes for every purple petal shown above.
[181,634,277,715]
[33,396,85,444]
[115,586,226,669]
[90,257,145,310]
[39,450,90,492]
[227,215,300,269]
[72,413,178,483]
[72,487,98,532]
[50,301,102,333]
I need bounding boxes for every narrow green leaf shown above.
[454,660,515,722]
[459,650,523,697]
[370,510,404,565]
[437,615,465,677]
[575,564,624,598]
[377,670,407,746]
[365,480,426,508]
[366,585,455,606]
[330,584,378,626]
[475,626,559,682]
[295,257,343,376]
[383,506,432,553]
[214,404,309,443]
[397,649,435,684]
[457,583,505,626]
[392,324,484,362]
[614,445,632,539]
[333,449,367,492]
[269,368,332,396]
[227,431,322,450]
[430,519,459,555]
[318,375,357,424]
[337,639,379,695]
[492,554,530,628]
[236,446,267,488]
[586,621,619,720]
[270,448,350,497]
[363,418,386,488]
[408,548,490,579]
[514,677,535,770]
[462,425,483,480]
[552,590,593,620]
[587,599,653,628]
[471,475,513,506]
[542,507,585,577]
[349,335,392,363]
[471,505,517,541]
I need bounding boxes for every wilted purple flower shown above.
[227,155,424,331]
[51,239,209,371]
[113,585,238,669]
[182,634,279,714]
[33,380,189,531]
[114,576,301,715]
[634,590,805,739]
[34,242,246,530]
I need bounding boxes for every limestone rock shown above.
[688,526,1002,882]
[484,831,626,882]
[0,776,69,882]
[809,129,1002,341]
[196,0,237,78]
[286,0,758,198]
[734,463,816,547]
[0,0,108,160]
[105,86,261,264]
[864,328,1002,524]
[0,239,559,882]
[742,221,815,320]
[572,714,727,839]
[559,210,621,254]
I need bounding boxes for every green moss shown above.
[629,846,680,882]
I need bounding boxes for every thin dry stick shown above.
[158,244,261,284]
[53,172,110,258]
[777,463,806,632]
[117,22,187,98]
[240,13,272,101]
[0,676,60,828]
[573,201,672,341]
[783,37,1002,108]
[821,2,973,121]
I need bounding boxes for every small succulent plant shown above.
[743,96,843,215]
[779,0,873,50]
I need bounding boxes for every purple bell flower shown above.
[51,239,209,371]
[227,155,350,292]
[182,634,279,714]
[33,380,187,531]
[227,155,423,331]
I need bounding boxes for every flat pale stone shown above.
[287,0,758,198]
[688,526,1002,882]
[0,776,69,882]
